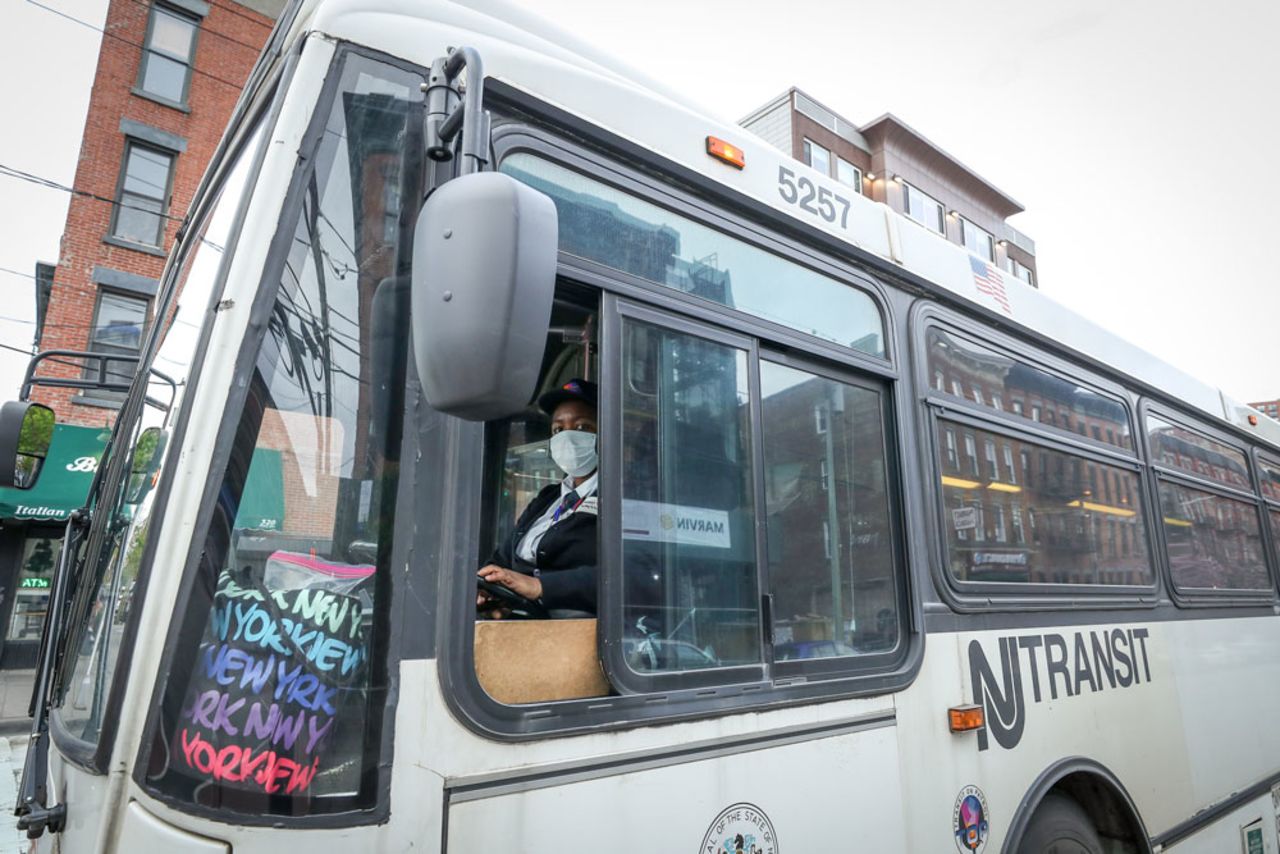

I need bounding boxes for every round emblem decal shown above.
[953,785,990,853]
[700,802,777,854]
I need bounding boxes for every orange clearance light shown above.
[706,136,745,170]
[949,704,985,733]
[1249,414,1259,426]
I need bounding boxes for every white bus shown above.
[5,1,1280,852]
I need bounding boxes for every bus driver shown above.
[477,379,599,618]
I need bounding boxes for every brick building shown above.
[0,0,283,670]
[32,0,284,425]
[741,88,1038,287]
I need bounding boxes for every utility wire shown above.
[25,0,251,92]
[0,163,188,225]
[0,266,38,281]
[0,342,35,358]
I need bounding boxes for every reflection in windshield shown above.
[145,55,424,817]
[502,154,885,357]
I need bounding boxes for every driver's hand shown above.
[477,564,544,602]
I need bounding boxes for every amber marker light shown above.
[949,705,985,733]
[1249,414,1259,426]
[706,136,745,169]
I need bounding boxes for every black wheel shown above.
[1016,793,1104,854]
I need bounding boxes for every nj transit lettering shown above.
[968,627,1152,751]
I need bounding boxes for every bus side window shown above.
[760,361,900,659]
[620,319,761,672]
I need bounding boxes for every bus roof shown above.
[279,0,1279,449]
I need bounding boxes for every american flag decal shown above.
[969,256,1012,315]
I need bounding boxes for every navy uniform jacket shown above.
[488,483,597,614]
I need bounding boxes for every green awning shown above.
[0,424,110,522]
[234,448,284,532]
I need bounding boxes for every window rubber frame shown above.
[436,116,923,742]
[912,304,1163,613]
[756,347,913,683]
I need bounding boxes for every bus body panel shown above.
[897,619,1280,850]
[1164,793,1280,854]
[445,720,905,852]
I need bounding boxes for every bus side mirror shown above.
[0,401,55,489]
[412,172,558,421]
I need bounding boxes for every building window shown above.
[86,290,150,396]
[111,142,175,247]
[803,138,830,176]
[1004,256,1035,286]
[959,217,995,262]
[836,158,862,194]
[138,3,199,105]
[902,182,944,234]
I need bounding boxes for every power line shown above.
[0,266,38,281]
[25,0,251,92]
[0,162,187,225]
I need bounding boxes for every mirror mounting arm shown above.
[422,46,489,175]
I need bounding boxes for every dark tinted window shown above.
[1160,482,1269,590]
[621,320,760,672]
[927,327,1132,451]
[761,362,898,658]
[1146,415,1250,491]
[937,420,1152,586]
[501,154,885,357]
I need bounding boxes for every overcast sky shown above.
[1,0,1277,406]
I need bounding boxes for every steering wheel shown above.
[476,578,549,620]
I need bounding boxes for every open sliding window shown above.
[924,319,1156,595]
[1146,412,1272,597]
[469,145,907,725]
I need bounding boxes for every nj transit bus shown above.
[5,1,1280,852]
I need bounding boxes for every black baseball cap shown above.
[537,378,598,415]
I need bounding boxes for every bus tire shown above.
[1016,793,1105,854]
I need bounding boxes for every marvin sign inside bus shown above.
[967,626,1154,751]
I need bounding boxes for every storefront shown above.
[0,423,108,669]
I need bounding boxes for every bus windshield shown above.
[139,52,425,816]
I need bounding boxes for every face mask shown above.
[550,430,597,477]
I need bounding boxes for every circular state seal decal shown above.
[700,802,777,854]
[953,785,991,854]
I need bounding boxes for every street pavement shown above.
[1,670,35,854]
[0,672,33,738]
[0,736,29,854]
